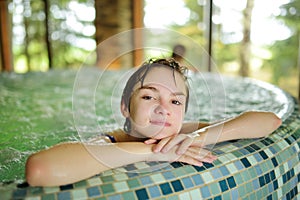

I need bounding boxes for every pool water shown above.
[0,68,294,183]
[1,68,300,200]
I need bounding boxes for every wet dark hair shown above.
[121,58,189,133]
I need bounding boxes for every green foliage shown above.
[264,0,300,84]
[10,0,95,72]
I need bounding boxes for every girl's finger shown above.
[160,134,186,153]
[185,148,217,163]
[144,138,158,145]
[152,137,171,153]
[175,137,194,155]
[178,154,203,166]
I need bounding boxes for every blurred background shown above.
[0,0,299,97]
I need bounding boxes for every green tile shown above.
[210,182,221,196]
[114,173,128,181]
[113,181,129,192]
[167,195,179,200]
[241,170,251,182]
[173,168,187,178]
[189,188,201,199]
[212,159,222,166]
[29,187,43,195]
[221,191,231,199]
[178,192,190,200]
[122,191,136,200]
[127,179,140,189]
[100,183,114,194]
[234,173,244,185]
[248,167,257,177]
[184,166,196,174]
[237,185,247,198]
[150,173,165,184]
[101,175,114,183]
[71,189,88,199]
[74,180,87,188]
[232,151,243,157]
[41,193,55,200]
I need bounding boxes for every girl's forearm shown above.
[26,142,156,186]
[193,111,282,146]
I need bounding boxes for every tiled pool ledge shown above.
[0,71,299,200]
[3,102,299,199]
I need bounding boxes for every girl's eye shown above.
[142,95,154,100]
[172,100,182,105]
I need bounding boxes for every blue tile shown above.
[269,146,277,154]
[227,176,236,188]
[136,188,149,200]
[171,180,184,192]
[239,149,250,155]
[13,189,27,198]
[194,165,205,172]
[192,174,204,185]
[252,179,259,190]
[230,188,239,199]
[127,172,139,178]
[241,158,251,168]
[265,173,271,184]
[270,170,276,180]
[159,183,173,195]
[259,176,265,187]
[148,185,161,198]
[234,160,244,170]
[253,153,263,162]
[259,151,268,160]
[271,157,278,167]
[268,182,274,193]
[108,194,122,200]
[273,180,278,190]
[87,186,101,197]
[171,162,183,168]
[162,171,175,180]
[245,146,255,153]
[214,195,222,200]
[250,144,260,151]
[254,165,263,176]
[200,186,211,198]
[140,176,153,185]
[181,177,194,188]
[124,164,137,171]
[219,166,230,176]
[203,162,214,169]
[211,168,222,179]
[57,191,71,200]
[219,180,229,192]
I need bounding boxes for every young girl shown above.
[25,58,282,186]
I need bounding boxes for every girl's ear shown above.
[121,100,130,118]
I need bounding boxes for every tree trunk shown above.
[239,0,254,77]
[44,0,52,69]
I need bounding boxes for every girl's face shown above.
[122,67,187,139]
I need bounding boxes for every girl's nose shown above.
[154,104,170,116]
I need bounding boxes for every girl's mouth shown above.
[150,120,171,127]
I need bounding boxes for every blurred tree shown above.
[10,0,95,72]
[265,0,300,84]
[239,0,254,77]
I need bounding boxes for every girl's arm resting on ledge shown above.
[26,142,154,187]
[193,111,282,146]
[25,142,215,186]
[146,111,281,154]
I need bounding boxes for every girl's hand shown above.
[149,145,217,166]
[177,147,217,166]
[144,132,200,155]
